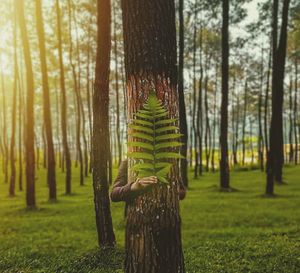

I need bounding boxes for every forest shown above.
[0,0,300,272]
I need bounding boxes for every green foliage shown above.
[128,92,184,183]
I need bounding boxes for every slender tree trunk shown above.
[266,0,290,194]
[9,10,18,197]
[56,0,72,194]
[121,0,185,272]
[178,0,188,187]
[16,0,36,207]
[294,59,298,164]
[113,2,122,166]
[1,72,8,185]
[242,80,247,165]
[220,0,230,189]
[92,0,116,247]
[67,0,84,186]
[289,79,294,162]
[36,0,56,200]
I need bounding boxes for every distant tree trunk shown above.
[1,72,8,185]
[242,80,247,165]
[294,59,298,164]
[67,0,84,186]
[92,0,116,247]
[258,48,264,171]
[9,10,18,197]
[197,25,203,176]
[220,0,230,189]
[266,0,290,194]
[36,0,56,201]
[18,69,23,191]
[192,6,198,178]
[16,0,36,207]
[264,46,272,154]
[56,0,72,194]
[121,0,185,272]
[288,79,294,162]
[178,0,188,187]
[113,2,122,166]
[211,63,218,172]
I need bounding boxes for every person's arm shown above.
[178,183,186,200]
[110,160,158,202]
[110,160,134,202]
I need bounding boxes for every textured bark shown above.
[56,0,72,194]
[36,0,56,200]
[220,0,230,189]
[121,0,185,272]
[16,0,36,207]
[92,0,116,247]
[266,0,290,194]
[178,0,188,187]
[1,72,8,185]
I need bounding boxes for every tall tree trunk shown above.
[16,0,36,207]
[113,2,122,166]
[92,0,116,247]
[56,0,72,194]
[36,0,56,201]
[121,1,185,272]
[67,0,84,186]
[242,79,247,165]
[266,0,291,194]
[294,59,298,164]
[192,5,198,178]
[178,0,188,187]
[258,48,264,171]
[9,10,18,197]
[220,0,230,189]
[1,72,8,185]
[288,79,294,162]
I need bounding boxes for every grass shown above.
[0,165,300,272]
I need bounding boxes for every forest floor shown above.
[0,165,300,273]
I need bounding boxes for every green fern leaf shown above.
[128,91,184,185]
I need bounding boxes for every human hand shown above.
[131,176,158,192]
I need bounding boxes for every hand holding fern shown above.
[131,176,158,192]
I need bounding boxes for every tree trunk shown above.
[121,1,185,272]
[294,59,298,164]
[242,79,247,166]
[266,0,290,194]
[16,0,36,207]
[56,0,72,194]
[113,2,122,167]
[36,0,56,201]
[92,0,116,247]
[220,0,230,189]
[9,10,18,197]
[178,0,188,187]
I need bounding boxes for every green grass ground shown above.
[0,165,300,273]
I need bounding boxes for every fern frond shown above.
[128,91,184,184]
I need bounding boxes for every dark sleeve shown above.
[178,181,186,201]
[110,160,136,203]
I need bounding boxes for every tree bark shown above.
[16,0,36,207]
[178,0,188,187]
[36,0,56,201]
[121,0,185,272]
[56,0,72,194]
[266,0,291,194]
[220,0,230,189]
[92,0,116,247]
